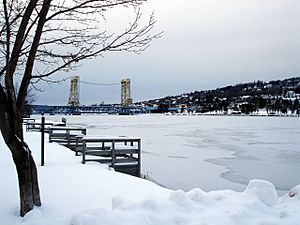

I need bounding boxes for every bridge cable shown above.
[79,80,119,86]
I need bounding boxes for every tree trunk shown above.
[10,139,42,216]
[0,86,41,217]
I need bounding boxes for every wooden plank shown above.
[114,164,139,177]
[85,150,111,157]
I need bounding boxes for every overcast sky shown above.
[36,0,300,105]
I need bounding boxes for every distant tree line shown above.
[144,77,300,114]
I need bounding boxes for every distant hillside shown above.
[139,77,300,114]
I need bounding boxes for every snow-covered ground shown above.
[1,114,300,225]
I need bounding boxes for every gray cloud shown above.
[36,0,300,105]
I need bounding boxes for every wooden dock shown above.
[48,126,86,150]
[26,117,142,177]
[80,136,141,177]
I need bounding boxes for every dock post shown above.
[41,116,45,166]
[138,139,141,177]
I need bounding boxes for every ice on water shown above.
[51,114,300,193]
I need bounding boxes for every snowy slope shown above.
[0,130,300,225]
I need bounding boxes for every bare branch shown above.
[46,0,145,21]
[17,0,52,111]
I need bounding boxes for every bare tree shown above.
[0,0,160,216]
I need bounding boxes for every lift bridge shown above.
[30,104,149,115]
[31,76,150,115]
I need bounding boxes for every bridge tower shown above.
[68,76,80,106]
[121,78,133,107]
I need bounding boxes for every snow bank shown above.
[1,130,300,225]
[244,179,278,206]
[71,180,300,225]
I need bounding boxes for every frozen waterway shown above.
[37,114,300,194]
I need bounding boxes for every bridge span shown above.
[30,104,152,115]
